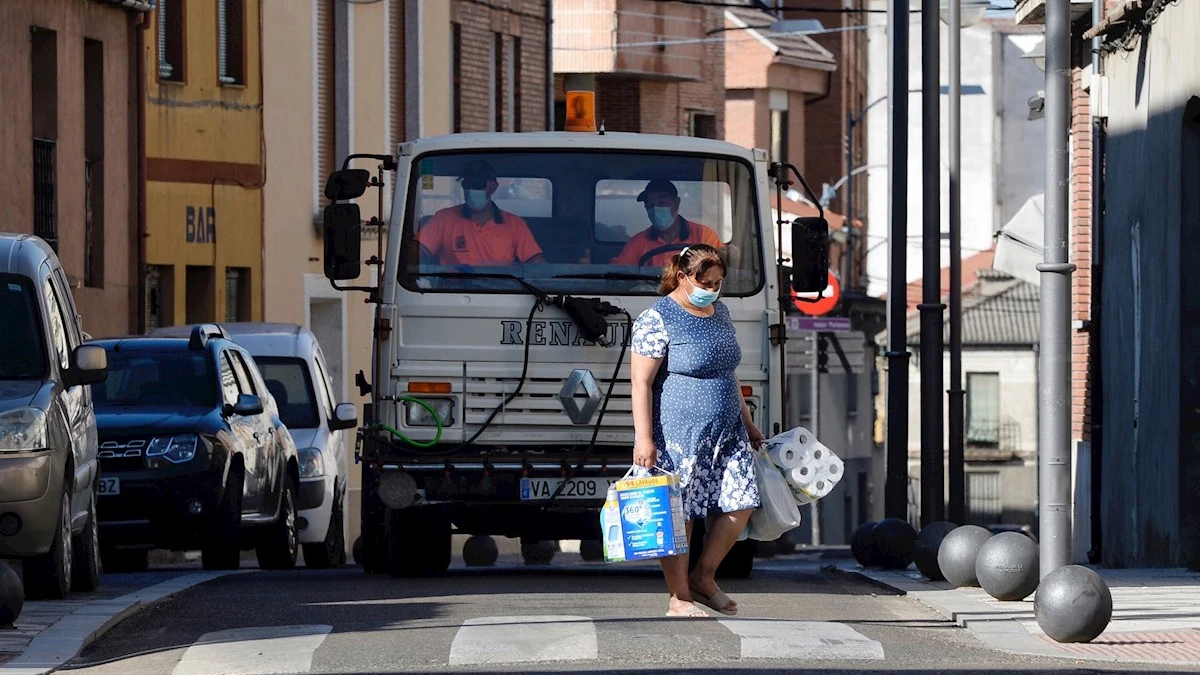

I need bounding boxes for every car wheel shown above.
[303,493,343,570]
[256,478,299,570]
[386,507,451,578]
[100,548,149,573]
[24,486,72,600]
[202,468,243,571]
[71,488,101,592]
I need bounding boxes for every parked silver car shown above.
[0,234,108,599]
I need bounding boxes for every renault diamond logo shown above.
[558,369,601,425]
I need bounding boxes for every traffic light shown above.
[817,334,829,373]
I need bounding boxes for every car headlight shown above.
[146,434,198,463]
[298,447,325,478]
[0,408,48,452]
[404,397,455,427]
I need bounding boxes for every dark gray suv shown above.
[0,234,108,599]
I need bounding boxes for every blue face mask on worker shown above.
[465,189,490,212]
[684,277,720,308]
[649,206,675,230]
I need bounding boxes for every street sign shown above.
[792,270,841,316]
[785,331,866,375]
[787,316,853,333]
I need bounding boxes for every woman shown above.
[629,244,766,618]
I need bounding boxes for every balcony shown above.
[553,0,707,81]
[1014,0,1096,25]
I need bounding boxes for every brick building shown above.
[0,0,151,338]
[552,0,725,137]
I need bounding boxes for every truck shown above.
[320,98,829,578]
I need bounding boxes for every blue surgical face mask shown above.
[649,206,675,230]
[465,189,490,212]
[685,277,720,308]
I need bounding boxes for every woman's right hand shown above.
[633,437,658,469]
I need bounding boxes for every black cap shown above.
[636,179,679,203]
[459,160,498,184]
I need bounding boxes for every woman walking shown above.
[629,244,766,618]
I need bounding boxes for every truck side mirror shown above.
[324,169,371,201]
[790,216,830,293]
[323,203,362,281]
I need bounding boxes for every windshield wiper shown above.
[419,272,551,302]
[552,272,660,281]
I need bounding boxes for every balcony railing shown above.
[33,138,57,251]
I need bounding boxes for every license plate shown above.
[98,476,120,496]
[520,477,616,501]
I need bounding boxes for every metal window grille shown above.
[84,159,96,285]
[158,0,173,79]
[145,266,165,330]
[225,268,243,322]
[33,138,57,251]
[218,0,232,83]
[966,471,1002,524]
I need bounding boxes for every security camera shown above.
[1028,91,1045,121]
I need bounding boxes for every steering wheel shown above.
[637,243,693,267]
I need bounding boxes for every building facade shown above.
[142,0,265,330]
[0,0,149,338]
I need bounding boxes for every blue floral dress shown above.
[631,296,760,519]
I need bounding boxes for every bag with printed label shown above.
[600,467,689,563]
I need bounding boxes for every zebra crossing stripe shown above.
[718,619,885,660]
[448,616,598,666]
[171,625,332,675]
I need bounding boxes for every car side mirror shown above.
[330,402,358,431]
[232,393,264,417]
[790,216,831,293]
[70,344,108,388]
[323,202,362,281]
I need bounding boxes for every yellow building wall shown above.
[144,0,264,326]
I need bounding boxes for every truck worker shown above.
[416,160,546,267]
[610,179,724,268]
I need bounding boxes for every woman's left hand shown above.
[746,422,767,450]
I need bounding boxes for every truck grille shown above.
[464,376,634,432]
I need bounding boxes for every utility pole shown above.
[810,334,822,544]
[947,0,966,526]
[884,0,911,521]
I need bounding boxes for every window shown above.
[219,352,240,405]
[313,355,336,412]
[185,265,215,323]
[145,265,174,330]
[690,112,717,140]
[0,275,49,379]
[224,267,250,322]
[94,351,216,409]
[157,0,185,82]
[770,109,789,165]
[594,179,733,243]
[32,28,58,251]
[84,39,105,288]
[966,372,1001,445]
[42,280,69,371]
[967,471,1002,524]
[229,351,258,396]
[256,358,320,429]
[451,23,462,133]
[491,33,502,132]
[217,0,245,85]
[316,0,336,199]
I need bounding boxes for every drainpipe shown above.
[1087,0,1106,565]
[546,0,554,131]
[134,11,149,334]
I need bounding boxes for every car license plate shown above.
[98,476,120,496]
[520,477,615,501]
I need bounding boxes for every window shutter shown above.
[390,0,405,148]
[316,0,336,201]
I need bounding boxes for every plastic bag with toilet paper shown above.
[763,426,846,503]
[746,449,803,541]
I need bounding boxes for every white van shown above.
[151,323,356,567]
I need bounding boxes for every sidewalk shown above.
[0,570,238,675]
[835,562,1200,667]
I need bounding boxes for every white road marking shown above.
[171,625,332,675]
[448,615,597,666]
[718,619,885,660]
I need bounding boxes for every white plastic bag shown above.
[747,450,802,541]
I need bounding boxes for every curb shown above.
[0,571,242,675]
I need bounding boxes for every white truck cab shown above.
[322,114,828,578]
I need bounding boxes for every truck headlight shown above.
[299,447,325,478]
[404,397,455,427]
[146,434,198,463]
[0,408,48,452]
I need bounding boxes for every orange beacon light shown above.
[565,90,597,132]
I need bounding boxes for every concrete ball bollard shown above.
[937,524,993,587]
[871,518,917,570]
[462,535,499,567]
[0,561,23,628]
[579,539,604,562]
[521,540,556,566]
[975,531,1039,601]
[850,521,878,566]
[914,521,958,581]
[1035,565,1113,643]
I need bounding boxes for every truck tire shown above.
[386,507,451,577]
[303,493,344,569]
[71,488,101,592]
[24,486,72,600]
[202,468,243,571]
[716,540,756,579]
[360,464,388,574]
[256,478,299,570]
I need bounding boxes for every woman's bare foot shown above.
[688,572,737,614]
[666,596,711,618]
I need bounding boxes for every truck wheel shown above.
[386,507,451,577]
[202,468,243,571]
[101,548,149,573]
[256,478,299,570]
[303,494,344,569]
[71,488,101,592]
[360,464,388,574]
[716,539,756,579]
[24,485,72,600]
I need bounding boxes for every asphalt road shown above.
[59,552,1193,675]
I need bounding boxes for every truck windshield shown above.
[398,150,764,296]
[0,274,48,379]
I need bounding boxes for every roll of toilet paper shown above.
[791,487,813,506]
[821,454,845,483]
[800,476,836,501]
[786,465,817,489]
[766,442,809,470]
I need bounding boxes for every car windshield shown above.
[254,357,320,429]
[0,274,49,379]
[93,350,217,409]
[398,150,764,296]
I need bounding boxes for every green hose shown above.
[374,395,444,448]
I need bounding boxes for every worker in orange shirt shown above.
[610,179,724,268]
[417,160,546,267]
